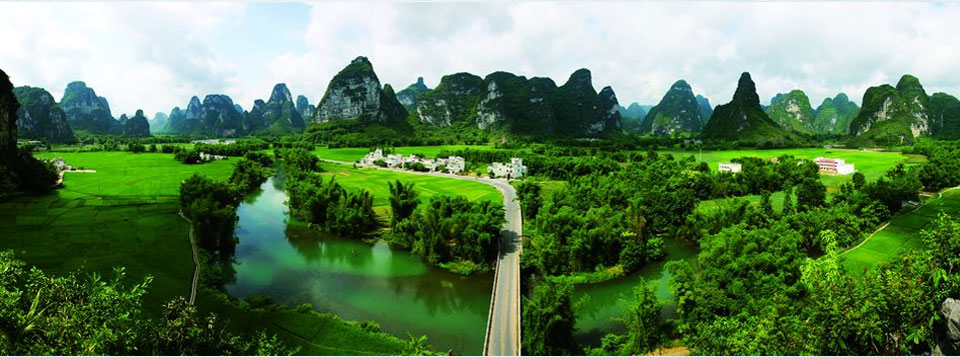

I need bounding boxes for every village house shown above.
[718,162,742,173]
[814,157,855,175]
[199,152,227,162]
[359,149,466,174]
[190,139,236,145]
[488,157,527,179]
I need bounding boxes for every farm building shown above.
[718,162,742,173]
[360,149,466,174]
[814,157,855,175]
[488,158,527,179]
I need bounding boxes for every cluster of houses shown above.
[190,139,236,145]
[360,149,466,174]
[198,152,227,162]
[718,156,856,175]
[488,158,527,179]
[358,149,529,179]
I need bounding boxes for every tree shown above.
[388,180,419,229]
[852,171,866,189]
[0,251,293,355]
[514,181,543,219]
[782,187,796,215]
[617,279,666,354]
[174,149,201,164]
[229,158,267,193]
[796,177,826,211]
[863,164,922,213]
[760,190,775,217]
[180,174,241,258]
[521,279,580,355]
[922,213,960,278]
[152,297,295,355]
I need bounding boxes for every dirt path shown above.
[178,210,200,305]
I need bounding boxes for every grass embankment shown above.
[842,189,960,277]
[0,151,408,355]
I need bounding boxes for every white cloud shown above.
[1,2,959,118]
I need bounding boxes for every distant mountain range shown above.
[307,56,622,139]
[3,59,960,145]
[848,74,960,145]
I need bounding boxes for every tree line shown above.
[522,149,952,356]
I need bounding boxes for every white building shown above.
[360,149,467,174]
[199,152,227,162]
[814,157,855,175]
[488,157,527,179]
[718,162,742,173]
[445,156,465,174]
[191,139,236,145]
[360,149,385,165]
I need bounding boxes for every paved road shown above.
[483,178,522,356]
[318,159,521,355]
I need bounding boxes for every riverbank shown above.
[225,175,494,354]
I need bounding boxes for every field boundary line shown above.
[178,210,200,305]
[840,186,959,257]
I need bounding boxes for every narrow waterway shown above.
[225,175,493,355]
[573,238,698,346]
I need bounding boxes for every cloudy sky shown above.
[1,2,958,117]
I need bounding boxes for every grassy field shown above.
[317,161,502,217]
[0,152,234,315]
[314,145,494,163]
[0,151,408,355]
[696,191,787,213]
[34,151,236,197]
[841,189,960,276]
[660,147,924,190]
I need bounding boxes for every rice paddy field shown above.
[314,145,495,163]
[316,161,502,218]
[0,152,235,314]
[841,189,960,277]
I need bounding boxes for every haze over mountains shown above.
[7,55,960,146]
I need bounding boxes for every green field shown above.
[34,151,236,197]
[696,191,787,213]
[0,151,409,355]
[317,162,502,217]
[314,145,494,163]
[1,152,234,314]
[842,189,960,276]
[660,147,924,190]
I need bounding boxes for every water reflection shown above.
[573,239,697,347]
[227,176,492,355]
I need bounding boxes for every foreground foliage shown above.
[0,251,293,355]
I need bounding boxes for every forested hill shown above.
[702,72,806,146]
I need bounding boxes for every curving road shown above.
[317,158,521,356]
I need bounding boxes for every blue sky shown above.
[1,2,959,118]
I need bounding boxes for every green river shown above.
[226,176,493,355]
[573,238,698,346]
